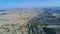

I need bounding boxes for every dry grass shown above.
[0,9,40,34]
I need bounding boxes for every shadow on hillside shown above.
[28,13,57,34]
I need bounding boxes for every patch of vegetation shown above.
[0,23,27,34]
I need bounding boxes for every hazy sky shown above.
[0,0,60,9]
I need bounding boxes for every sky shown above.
[0,0,60,9]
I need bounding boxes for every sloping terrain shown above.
[0,8,60,34]
[0,8,44,34]
[28,8,60,34]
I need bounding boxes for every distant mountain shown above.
[0,10,7,12]
[43,7,60,14]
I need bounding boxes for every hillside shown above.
[0,8,44,34]
[28,8,60,34]
[0,8,60,34]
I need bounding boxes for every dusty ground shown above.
[0,9,41,34]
